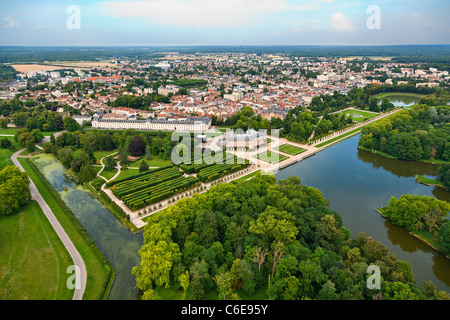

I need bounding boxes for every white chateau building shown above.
[221,129,267,151]
[91,115,212,132]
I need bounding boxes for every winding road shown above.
[11,134,87,300]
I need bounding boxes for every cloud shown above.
[411,13,439,30]
[100,0,318,27]
[35,25,47,29]
[330,12,354,31]
[4,17,19,28]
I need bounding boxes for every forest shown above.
[358,105,450,162]
[133,174,449,300]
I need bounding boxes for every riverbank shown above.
[357,146,450,166]
[415,175,448,191]
[374,208,450,260]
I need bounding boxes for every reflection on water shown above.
[382,94,421,107]
[357,149,438,178]
[32,153,143,300]
[276,134,450,291]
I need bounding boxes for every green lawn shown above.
[17,157,114,300]
[232,170,262,183]
[114,168,141,181]
[315,128,362,148]
[335,109,378,122]
[275,144,306,156]
[0,201,74,300]
[254,151,289,164]
[0,127,60,136]
[415,175,447,190]
[100,168,118,181]
[0,137,21,170]
[93,150,117,164]
[129,154,172,168]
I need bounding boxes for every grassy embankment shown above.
[415,175,448,190]
[18,157,115,300]
[0,201,74,300]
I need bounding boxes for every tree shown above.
[0,137,12,149]
[128,135,145,157]
[105,155,117,171]
[63,116,80,132]
[438,164,450,190]
[0,118,7,129]
[214,270,233,300]
[77,164,96,183]
[438,222,450,256]
[30,129,44,143]
[0,166,31,215]
[178,271,190,300]
[18,131,36,152]
[139,160,149,172]
[145,145,152,160]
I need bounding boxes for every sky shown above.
[0,0,449,46]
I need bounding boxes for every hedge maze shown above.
[106,151,250,211]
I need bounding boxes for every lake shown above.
[276,134,450,292]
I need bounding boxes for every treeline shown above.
[0,64,17,82]
[170,79,208,88]
[108,93,170,110]
[359,105,450,161]
[44,128,174,182]
[133,175,449,300]
[381,195,450,256]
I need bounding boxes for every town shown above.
[2,52,448,132]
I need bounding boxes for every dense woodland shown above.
[133,174,449,300]
[359,105,450,161]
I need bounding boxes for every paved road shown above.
[11,137,87,300]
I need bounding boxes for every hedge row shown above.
[105,165,172,188]
[122,176,200,211]
[196,161,250,182]
[111,167,182,198]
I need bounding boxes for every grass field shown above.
[129,154,172,168]
[254,151,289,164]
[335,109,378,122]
[315,128,363,148]
[0,201,74,300]
[114,168,141,181]
[18,158,114,300]
[93,150,117,164]
[100,168,118,181]
[275,144,306,156]
[0,127,58,136]
[0,137,21,170]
